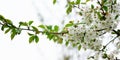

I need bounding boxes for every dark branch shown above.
[101,36,118,51]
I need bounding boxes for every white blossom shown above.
[63,0,120,51]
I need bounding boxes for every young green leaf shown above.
[79,12,83,16]
[86,0,90,2]
[66,5,72,14]
[1,25,5,31]
[53,0,56,4]
[47,34,53,40]
[0,15,5,20]
[81,2,86,4]
[57,38,63,44]
[28,33,34,36]
[19,22,28,26]
[115,14,119,19]
[29,35,35,43]
[102,53,108,58]
[54,25,59,32]
[6,19,13,24]
[65,41,69,46]
[28,21,33,26]
[38,25,46,29]
[78,45,81,50]
[11,28,18,40]
[65,23,73,27]
[102,0,107,4]
[111,31,116,34]
[46,25,52,30]
[103,6,108,12]
[32,26,39,34]
[11,32,16,40]
[72,43,77,47]
[5,28,11,34]
[91,4,94,9]
[69,1,75,5]
[97,12,102,19]
[35,35,39,43]
[76,0,81,4]
[113,0,117,4]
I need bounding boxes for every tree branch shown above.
[0,21,67,35]
[101,36,118,51]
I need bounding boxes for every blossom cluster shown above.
[63,0,120,51]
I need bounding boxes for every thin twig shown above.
[105,36,118,47]
[101,36,118,51]
[97,0,106,15]
[0,22,67,35]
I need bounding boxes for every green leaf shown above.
[5,28,11,34]
[0,15,5,20]
[53,36,57,42]
[54,25,59,32]
[86,0,90,2]
[65,23,73,27]
[1,25,5,31]
[28,33,34,36]
[46,25,52,30]
[102,53,108,58]
[11,28,18,40]
[76,0,81,4]
[11,32,16,40]
[57,38,63,44]
[6,19,13,24]
[102,0,107,4]
[97,12,102,19]
[19,22,28,26]
[79,12,83,16]
[66,5,72,14]
[111,31,116,34]
[38,25,46,29]
[115,14,119,19]
[103,6,108,12]
[1,25,8,31]
[53,0,56,4]
[11,28,22,35]
[72,43,77,47]
[47,34,54,40]
[32,26,39,34]
[65,41,69,46]
[35,35,39,43]
[28,21,33,26]
[103,0,107,3]
[81,2,86,4]
[29,35,35,43]
[113,0,117,4]
[101,16,106,20]
[78,45,81,50]
[69,1,75,5]
[91,4,94,9]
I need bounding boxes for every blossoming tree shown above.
[0,0,120,60]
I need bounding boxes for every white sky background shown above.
[0,0,67,60]
[0,0,120,60]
